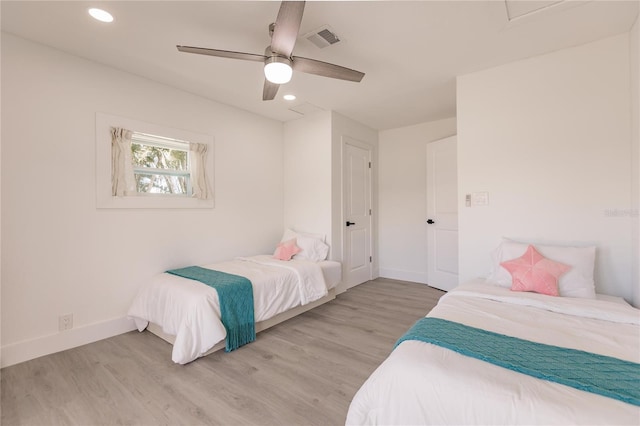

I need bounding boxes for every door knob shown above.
[346,221,356,226]
[427,219,435,224]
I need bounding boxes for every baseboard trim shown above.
[1,316,136,368]
[378,268,428,284]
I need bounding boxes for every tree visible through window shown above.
[99,113,213,208]
[131,132,192,196]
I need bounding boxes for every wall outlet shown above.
[58,314,73,332]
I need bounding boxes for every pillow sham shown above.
[500,245,571,296]
[294,235,330,262]
[486,238,596,299]
[273,238,301,261]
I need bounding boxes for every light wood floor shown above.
[1,278,444,426]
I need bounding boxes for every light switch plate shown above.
[471,192,489,206]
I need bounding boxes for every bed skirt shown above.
[146,287,337,359]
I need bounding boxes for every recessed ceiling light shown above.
[88,8,114,23]
[283,94,296,101]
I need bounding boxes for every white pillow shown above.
[486,239,596,299]
[280,228,325,243]
[294,235,330,262]
[279,228,329,262]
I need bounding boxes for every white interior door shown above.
[343,137,372,289]
[426,136,458,291]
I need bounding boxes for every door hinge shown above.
[369,256,372,263]
[368,161,371,169]
[369,209,372,215]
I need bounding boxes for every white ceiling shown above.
[1,1,638,130]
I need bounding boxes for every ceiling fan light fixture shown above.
[264,56,293,84]
[88,8,114,23]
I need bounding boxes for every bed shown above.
[346,241,640,425]
[128,230,341,364]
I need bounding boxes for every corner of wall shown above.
[282,111,333,246]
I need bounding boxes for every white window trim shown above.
[96,112,214,209]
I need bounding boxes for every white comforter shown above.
[128,255,328,364]
[346,280,640,425]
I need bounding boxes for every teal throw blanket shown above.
[396,317,640,406]
[167,266,255,352]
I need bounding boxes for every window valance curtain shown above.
[111,127,135,196]
[190,142,210,200]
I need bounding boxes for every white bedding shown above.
[346,279,640,425]
[128,255,340,364]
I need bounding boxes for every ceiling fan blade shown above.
[270,1,305,57]
[177,45,266,63]
[292,56,365,82]
[263,79,280,101]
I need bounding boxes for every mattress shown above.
[128,255,341,364]
[346,279,640,425]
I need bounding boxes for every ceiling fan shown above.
[176,1,365,101]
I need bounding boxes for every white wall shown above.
[1,34,285,366]
[283,111,333,247]
[631,16,640,308]
[457,34,634,302]
[378,118,457,283]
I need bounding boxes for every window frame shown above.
[96,112,214,209]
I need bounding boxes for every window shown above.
[96,113,214,209]
[131,132,191,196]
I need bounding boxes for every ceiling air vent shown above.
[305,25,341,49]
